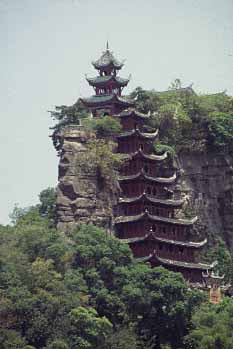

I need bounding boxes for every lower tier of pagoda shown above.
[135,251,216,282]
[119,229,206,261]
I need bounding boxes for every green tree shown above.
[206,112,233,152]
[83,115,122,138]
[39,187,56,223]
[69,306,112,349]
[185,299,233,349]
[77,139,124,194]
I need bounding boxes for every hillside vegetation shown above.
[50,80,233,155]
[0,190,233,349]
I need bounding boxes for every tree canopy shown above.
[0,203,207,349]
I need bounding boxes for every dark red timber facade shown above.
[82,45,216,284]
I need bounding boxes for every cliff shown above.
[175,152,233,249]
[55,126,233,250]
[55,126,115,232]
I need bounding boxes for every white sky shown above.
[0,0,232,224]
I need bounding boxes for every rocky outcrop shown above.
[55,126,115,232]
[55,127,233,249]
[174,153,233,249]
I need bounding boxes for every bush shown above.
[206,112,233,152]
[154,143,176,158]
[83,116,122,138]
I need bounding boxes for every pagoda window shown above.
[162,227,166,234]
[147,186,151,195]
[159,243,163,250]
[179,247,184,254]
[139,143,144,151]
[153,188,157,196]
[152,224,156,232]
[144,165,148,173]
[169,245,173,253]
[134,123,138,129]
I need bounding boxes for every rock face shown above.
[55,127,233,249]
[55,126,115,232]
[175,153,233,249]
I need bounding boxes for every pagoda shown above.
[81,42,134,117]
[81,45,216,284]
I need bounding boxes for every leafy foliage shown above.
[0,202,207,349]
[154,142,176,158]
[49,99,89,131]
[206,112,233,152]
[39,187,56,224]
[185,299,233,349]
[201,239,233,283]
[130,83,233,154]
[76,139,124,194]
[83,115,122,138]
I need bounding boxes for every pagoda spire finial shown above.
[106,41,109,51]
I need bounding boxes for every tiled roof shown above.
[114,210,198,226]
[86,75,129,86]
[80,94,134,106]
[118,128,158,140]
[120,232,207,248]
[118,192,183,207]
[122,149,167,162]
[136,252,217,270]
[118,169,176,184]
[92,49,124,69]
[156,255,216,270]
[154,236,207,248]
[115,108,149,119]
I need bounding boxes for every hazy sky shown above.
[0,0,232,224]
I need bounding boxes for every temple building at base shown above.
[81,44,217,284]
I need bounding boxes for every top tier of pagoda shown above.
[81,43,134,117]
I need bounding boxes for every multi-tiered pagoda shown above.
[114,109,217,283]
[81,45,216,284]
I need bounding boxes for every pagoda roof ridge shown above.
[92,49,124,70]
[120,232,207,248]
[118,169,176,184]
[156,255,217,270]
[202,270,224,280]
[86,75,130,87]
[114,210,198,226]
[80,93,134,107]
[154,236,207,248]
[121,148,167,162]
[155,85,196,96]
[118,128,158,140]
[114,108,150,119]
[119,192,183,207]
[136,251,217,270]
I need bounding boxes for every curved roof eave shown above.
[118,169,176,184]
[118,193,184,207]
[118,128,158,140]
[114,210,198,226]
